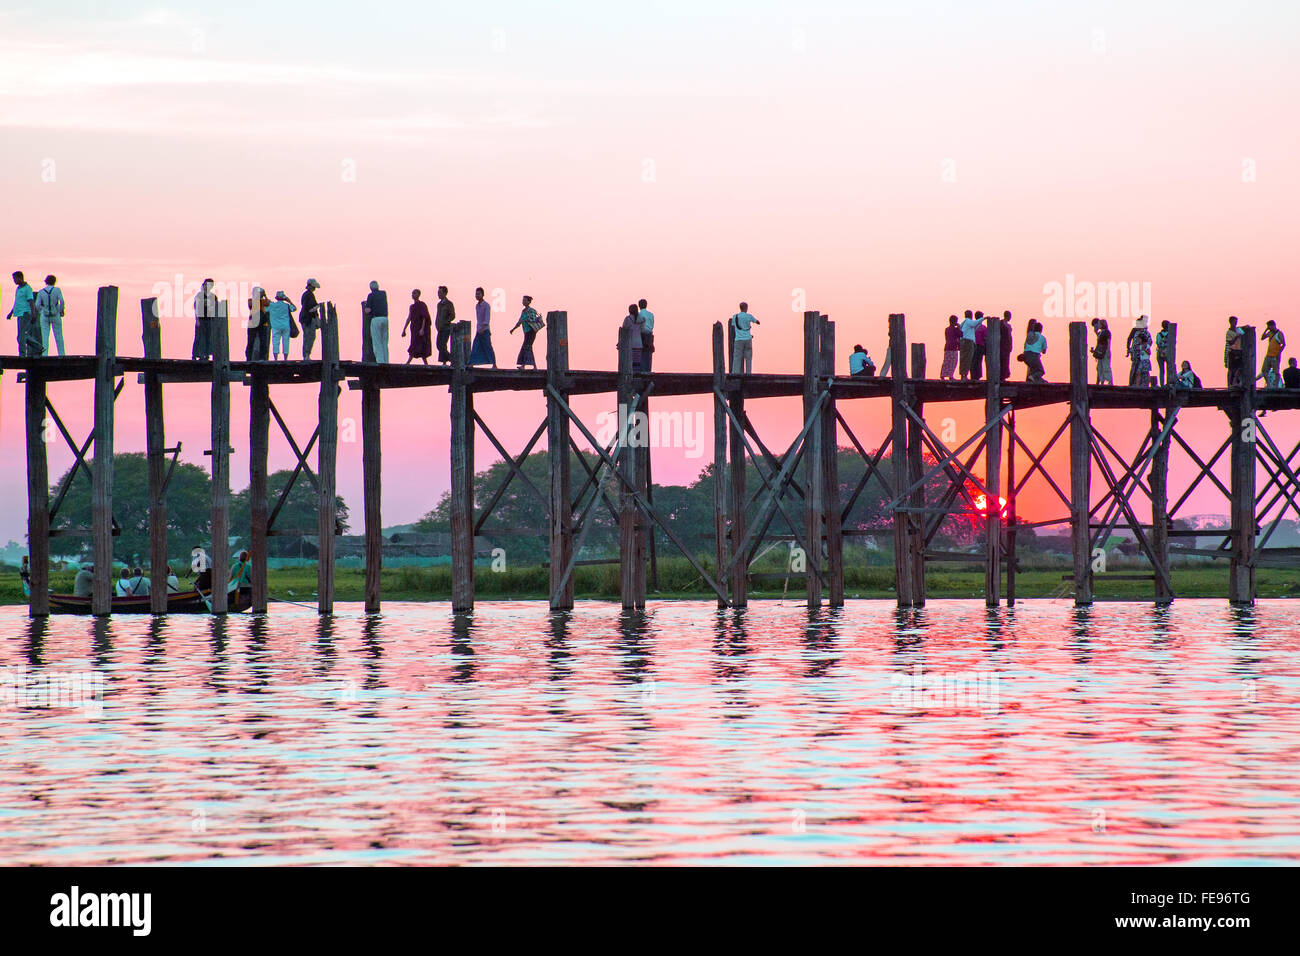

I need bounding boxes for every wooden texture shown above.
[712,322,728,607]
[449,319,474,612]
[25,370,49,616]
[141,297,169,613]
[209,300,230,615]
[984,314,1002,607]
[363,380,382,613]
[546,311,574,610]
[92,286,118,616]
[889,313,913,607]
[317,305,340,613]
[1069,321,1093,605]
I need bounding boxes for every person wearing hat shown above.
[1126,315,1153,387]
[301,278,322,359]
[267,290,297,361]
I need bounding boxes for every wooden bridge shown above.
[5,286,1299,616]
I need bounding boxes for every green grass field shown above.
[5,557,1297,605]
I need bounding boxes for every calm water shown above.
[1,600,1297,865]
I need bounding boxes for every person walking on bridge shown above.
[468,287,497,368]
[508,295,544,369]
[191,278,218,360]
[1091,318,1113,385]
[402,288,432,365]
[434,286,455,364]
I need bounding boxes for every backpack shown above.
[1192,373,1202,388]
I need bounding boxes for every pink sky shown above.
[2,2,1298,544]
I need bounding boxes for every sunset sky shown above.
[2,0,1297,546]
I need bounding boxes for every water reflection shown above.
[0,600,1296,865]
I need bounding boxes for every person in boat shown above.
[19,556,31,596]
[73,563,94,597]
[192,545,214,594]
[166,564,181,592]
[114,567,132,597]
[229,550,253,593]
[128,566,151,596]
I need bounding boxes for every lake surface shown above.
[1,600,1296,865]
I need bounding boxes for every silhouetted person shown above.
[638,298,655,371]
[301,278,321,359]
[35,274,66,356]
[1126,316,1153,387]
[1225,315,1243,386]
[1022,319,1047,383]
[468,287,496,367]
[621,303,644,372]
[999,312,1013,382]
[729,302,759,374]
[1177,359,1201,389]
[940,315,960,380]
[268,291,297,361]
[1259,320,1285,388]
[192,278,218,360]
[849,343,875,377]
[1091,317,1113,384]
[1155,319,1173,386]
[509,295,543,369]
[366,280,389,363]
[958,309,984,380]
[245,287,271,361]
[7,271,37,356]
[1283,357,1300,389]
[403,289,432,364]
[435,286,455,364]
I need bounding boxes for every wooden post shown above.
[546,311,574,610]
[209,300,230,615]
[449,318,474,613]
[362,377,382,613]
[25,370,49,616]
[1069,321,1093,605]
[142,297,169,614]
[634,385,649,610]
[1152,324,1175,605]
[728,371,747,606]
[821,316,843,607]
[985,314,1002,607]
[803,311,823,608]
[617,325,638,609]
[92,286,118,616]
[908,342,927,605]
[317,304,340,613]
[889,313,913,607]
[712,322,729,608]
[1006,406,1017,606]
[249,368,269,614]
[1229,326,1256,604]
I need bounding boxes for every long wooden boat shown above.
[44,587,253,615]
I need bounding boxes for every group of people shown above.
[6,271,67,357]
[387,286,545,369]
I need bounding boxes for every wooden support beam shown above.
[449,318,474,613]
[209,300,231,615]
[1151,321,1175,605]
[317,304,340,614]
[92,286,118,616]
[141,297,169,613]
[985,313,1002,607]
[362,380,382,613]
[712,322,728,608]
[803,311,823,609]
[821,316,843,607]
[249,368,270,614]
[635,390,649,608]
[546,311,574,610]
[617,325,640,609]
[25,370,49,616]
[1005,406,1017,606]
[889,313,913,607]
[909,342,927,606]
[1229,326,1256,604]
[1069,321,1093,605]
[728,379,747,607]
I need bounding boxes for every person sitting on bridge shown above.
[849,344,875,377]
[1177,360,1201,389]
[1283,357,1300,389]
[1021,319,1047,383]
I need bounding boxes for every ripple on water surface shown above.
[1,600,1297,864]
